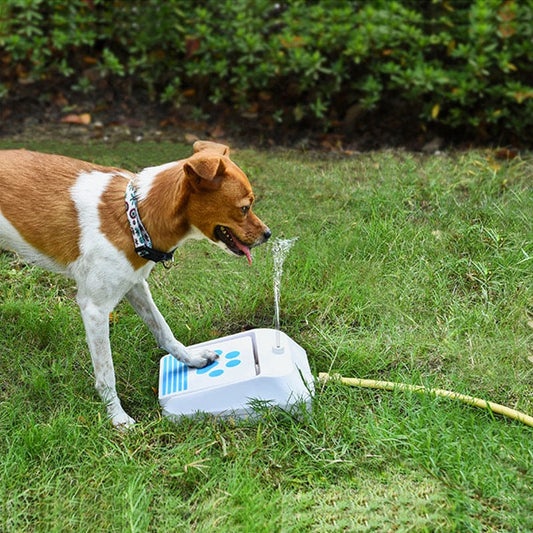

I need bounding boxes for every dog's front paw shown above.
[185,349,219,369]
[105,398,136,430]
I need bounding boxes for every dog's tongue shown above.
[234,238,252,265]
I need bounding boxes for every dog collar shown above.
[125,181,174,264]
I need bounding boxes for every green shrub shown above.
[0,0,532,141]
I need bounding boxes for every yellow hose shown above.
[318,373,533,428]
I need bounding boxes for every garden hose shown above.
[318,373,533,428]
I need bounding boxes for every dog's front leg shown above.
[125,281,218,368]
[77,294,136,428]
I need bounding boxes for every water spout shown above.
[271,237,298,352]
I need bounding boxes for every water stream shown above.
[271,237,298,349]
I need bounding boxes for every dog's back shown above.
[0,150,131,269]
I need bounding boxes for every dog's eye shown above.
[241,205,250,216]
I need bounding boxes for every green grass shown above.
[0,138,532,531]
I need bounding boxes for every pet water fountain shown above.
[158,238,314,420]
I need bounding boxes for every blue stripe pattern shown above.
[162,355,188,395]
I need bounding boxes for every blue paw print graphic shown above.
[196,350,242,378]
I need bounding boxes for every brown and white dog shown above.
[0,141,271,427]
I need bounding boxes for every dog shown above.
[0,141,271,427]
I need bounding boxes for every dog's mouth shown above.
[214,225,253,265]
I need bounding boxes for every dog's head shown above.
[183,141,271,264]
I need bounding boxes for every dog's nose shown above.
[263,227,272,241]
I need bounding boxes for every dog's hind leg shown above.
[125,281,218,368]
[77,293,136,428]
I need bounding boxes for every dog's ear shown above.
[193,140,230,157]
[183,154,226,191]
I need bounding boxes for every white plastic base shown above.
[158,328,314,420]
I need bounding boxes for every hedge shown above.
[1,0,532,141]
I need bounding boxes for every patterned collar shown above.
[125,181,174,264]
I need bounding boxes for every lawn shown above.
[0,137,532,532]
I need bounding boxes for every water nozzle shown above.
[272,329,285,354]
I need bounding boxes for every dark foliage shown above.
[1,1,532,145]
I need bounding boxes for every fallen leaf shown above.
[61,113,91,125]
[208,124,225,138]
[494,148,518,160]
[51,92,69,107]
[184,133,199,144]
